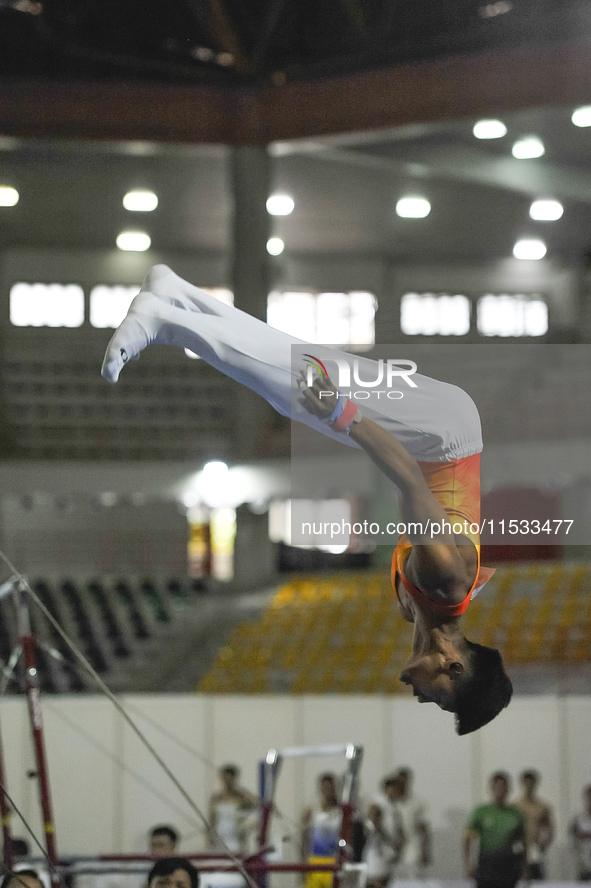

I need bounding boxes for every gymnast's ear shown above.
[448,660,465,678]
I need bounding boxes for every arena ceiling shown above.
[1,102,591,265]
[2,0,590,85]
[1,1,591,264]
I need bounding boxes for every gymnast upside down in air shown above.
[101,264,513,733]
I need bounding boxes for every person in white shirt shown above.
[571,785,591,881]
[515,770,554,880]
[393,767,431,877]
[207,764,258,854]
[363,774,405,888]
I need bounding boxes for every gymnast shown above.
[101,264,512,733]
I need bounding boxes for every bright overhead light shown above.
[199,460,230,508]
[0,186,19,206]
[512,136,545,159]
[513,239,547,260]
[116,231,151,251]
[529,199,563,221]
[267,237,285,255]
[473,119,507,139]
[396,196,431,218]
[572,106,591,127]
[266,194,295,215]
[203,460,228,478]
[123,190,158,211]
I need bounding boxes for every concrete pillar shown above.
[229,145,272,321]
[228,146,274,457]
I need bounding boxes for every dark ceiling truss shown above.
[2,30,591,146]
[2,1,591,145]
[9,0,591,86]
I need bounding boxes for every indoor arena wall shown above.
[0,694,588,879]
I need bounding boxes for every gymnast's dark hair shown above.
[454,641,513,735]
[147,858,199,888]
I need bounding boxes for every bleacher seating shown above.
[198,562,591,694]
[0,576,203,693]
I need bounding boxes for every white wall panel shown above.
[0,692,587,880]
[119,695,210,854]
[42,696,119,855]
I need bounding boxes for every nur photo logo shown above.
[303,352,418,400]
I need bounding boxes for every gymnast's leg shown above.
[101,264,482,460]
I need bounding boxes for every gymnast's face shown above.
[400,650,467,711]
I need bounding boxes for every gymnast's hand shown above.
[297,370,338,420]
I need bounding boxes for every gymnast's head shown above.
[0,872,44,888]
[148,858,199,888]
[400,637,513,734]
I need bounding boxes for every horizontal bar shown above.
[64,862,339,875]
[275,744,353,758]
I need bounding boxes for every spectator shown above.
[301,773,342,888]
[464,772,527,888]
[394,767,431,877]
[515,770,554,880]
[207,764,257,854]
[363,774,405,888]
[571,784,591,881]
[147,858,199,888]
[150,825,179,858]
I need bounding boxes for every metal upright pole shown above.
[14,582,60,887]
[0,715,14,871]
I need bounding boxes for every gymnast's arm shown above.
[349,417,475,599]
[300,379,475,601]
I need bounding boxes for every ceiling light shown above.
[396,196,431,218]
[203,460,228,478]
[513,239,547,260]
[266,194,295,216]
[116,231,151,251]
[123,190,158,211]
[529,200,563,221]
[572,106,591,127]
[0,186,19,206]
[473,119,507,139]
[267,237,285,255]
[199,460,230,508]
[512,137,545,159]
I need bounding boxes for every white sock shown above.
[100,265,222,383]
[144,264,229,316]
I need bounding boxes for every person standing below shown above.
[571,785,591,881]
[394,767,431,877]
[363,774,405,888]
[147,857,199,888]
[150,825,180,858]
[301,773,343,888]
[207,764,258,854]
[515,770,554,880]
[464,772,527,888]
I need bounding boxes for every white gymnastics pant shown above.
[109,266,483,463]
